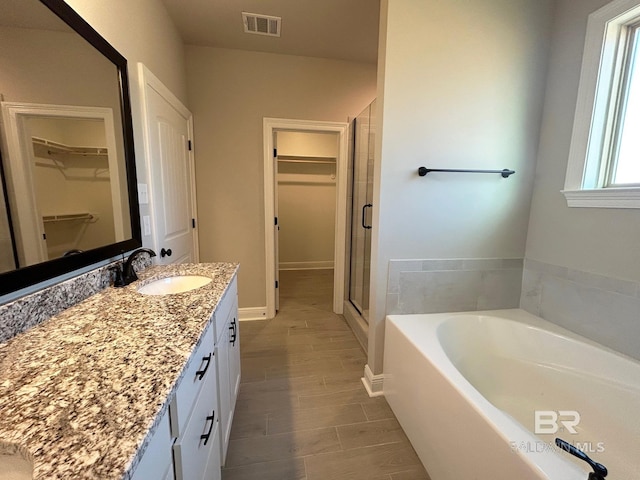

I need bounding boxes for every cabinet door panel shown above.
[130,408,173,480]
[215,338,231,466]
[227,299,240,405]
[203,425,222,480]
[215,278,237,342]
[162,463,175,480]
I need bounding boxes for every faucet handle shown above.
[555,438,607,479]
[111,264,125,288]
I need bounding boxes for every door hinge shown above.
[273,148,277,158]
[188,140,192,151]
[192,218,196,229]
[274,216,278,226]
[275,280,279,288]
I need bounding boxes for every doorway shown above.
[263,118,349,319]
[277,131,338,270]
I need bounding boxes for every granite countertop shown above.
[0,262,239,480]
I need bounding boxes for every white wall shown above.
[277,131,338,270]
[521,0,640,360]
[277,131,338,158]
[64,0,187,105]
[186,46,377,309]
[0,26,121,109]
[369,0,555,374]
[525,0,640,282]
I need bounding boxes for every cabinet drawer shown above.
[214,277,237,342]
[170,320,215,437]
[173,371,219,480]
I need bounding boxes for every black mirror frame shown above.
[0,0,142,296]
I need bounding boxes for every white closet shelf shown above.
[277,154,336,165]
[32,136,108,157]
[42,213,95,223]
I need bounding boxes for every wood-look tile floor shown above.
[222,269,430,480]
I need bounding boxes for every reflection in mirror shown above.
[1,105,132,269]
[0,0,141,293]
[31,118,120,262]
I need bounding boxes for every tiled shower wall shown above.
[521,259,640,361]
[386,258,523,315]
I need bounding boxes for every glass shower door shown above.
[349,100,375,321]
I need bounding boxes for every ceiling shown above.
[161,0,380,64]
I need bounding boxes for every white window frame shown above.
[564,0,640,208]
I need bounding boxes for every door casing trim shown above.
[263,117,349,318]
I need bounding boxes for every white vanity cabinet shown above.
[213,277,240,465]
[130,277,239,479]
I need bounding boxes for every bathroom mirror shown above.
[0,0,141,296]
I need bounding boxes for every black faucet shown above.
[555,438,607,480]
[114,248,157,287]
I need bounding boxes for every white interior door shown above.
[140,64,197,265]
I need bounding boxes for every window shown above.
[564,0,640,208]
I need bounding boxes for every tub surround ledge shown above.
[0,262,239,480]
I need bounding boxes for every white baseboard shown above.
[279,261,334,271]
[239,306,268,321]
[361,364,384,397]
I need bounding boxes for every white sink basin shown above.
[0,449,32,480]
[137,275,212,295]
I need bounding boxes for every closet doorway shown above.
[277,130,338,300]
[263,118,349,319]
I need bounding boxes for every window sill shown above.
[562,188,640,209]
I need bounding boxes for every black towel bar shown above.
[418,167,515,178]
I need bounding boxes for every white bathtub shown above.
[384,309,640,480]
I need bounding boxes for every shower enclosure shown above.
[349,100,376,322]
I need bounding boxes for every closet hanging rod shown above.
[418,167,515,178]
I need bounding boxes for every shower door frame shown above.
[348,110,373,320]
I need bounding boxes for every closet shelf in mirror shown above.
[32,136,108,158]
[42,213,96,223]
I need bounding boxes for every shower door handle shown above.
[362,204,372,230]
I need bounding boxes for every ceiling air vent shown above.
[242,12,281,37]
